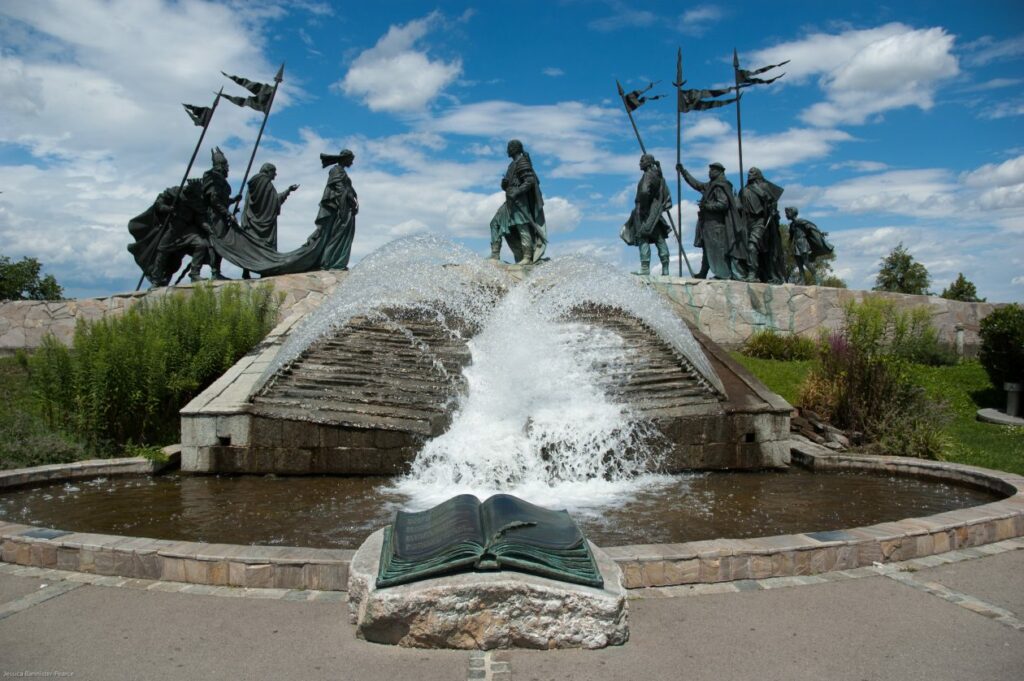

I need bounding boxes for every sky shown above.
[0,0,1022,301]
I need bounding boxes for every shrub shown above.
[29,283,280,453]
[978,303,1024,388]
[842,297,953,366]
[797,300,951,459]
[741,329,818,361]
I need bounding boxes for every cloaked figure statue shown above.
[239,162,298,279]
[489,139,548,265]
[315,150,359,271]
[785,206,834,284]
[621,154,672,276]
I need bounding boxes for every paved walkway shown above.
[1,542,1022,681]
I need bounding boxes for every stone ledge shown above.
[2,447,1022,592]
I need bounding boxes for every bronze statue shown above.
[127,180,209,287]
[622,154,672,275]
[315,150,358,271]
[239,162,298,279]
[201,147,240,280]
[785,206,834,284]
[676,161,745,280]
[739,167,785,284]
[489,139,547,265]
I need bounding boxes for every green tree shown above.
[873,243,930,295]
[0,255,64,301]
[940,273,985,302]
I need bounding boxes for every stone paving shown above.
[0,540,1021,679]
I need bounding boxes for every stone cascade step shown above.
[564,307,720,417]
[250,313,472,435]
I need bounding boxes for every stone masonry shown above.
[0,272,997,355]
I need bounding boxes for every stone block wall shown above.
[0,270,345,355]
[646,277,998,353]
[1,271,998,355]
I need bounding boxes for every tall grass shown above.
[30,284,280,452]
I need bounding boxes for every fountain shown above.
[2,235,1019,620]
[179,235,790,486]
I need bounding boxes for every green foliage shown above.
[741,329,818,361]
[842,298,953,366]
[978,303,1024,388]
[29,283,280,451]
[940,273,985,302]
[733,355,1024,474]
[0,254,63,301]
[817,274,847,289]
[123,442,169,462]
[873,242,930,295]
[0,357,86,470]
[797,299,951,459]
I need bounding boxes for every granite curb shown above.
[2,443,1023,592]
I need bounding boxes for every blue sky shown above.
[1,0,1022,300]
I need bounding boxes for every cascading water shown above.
[260,236,722,513]
[391,276,675,512]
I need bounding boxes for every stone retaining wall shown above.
[647,276,997,352]
[2,444,1022,592]
[0,271,345,354]
[0,271,998,355]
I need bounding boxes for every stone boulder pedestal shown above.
[347,528,628,649]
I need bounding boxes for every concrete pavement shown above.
[1,543,1022,681]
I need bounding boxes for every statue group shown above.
[128,139,831,288]
[128,148,359,288]
[620,156,832,284]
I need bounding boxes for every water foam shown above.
[261,237,721,512]
[391,255,700,512]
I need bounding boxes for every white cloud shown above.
[829,160,889,172]
[817,169,957,217]
[542,67,565,77]
[423,100,624,177]
[961,155,1024,188]
[960,154,1024,210]
[338,12,461,112]
[691,127,853,172]
[588,2,656,32]
[979,101,1024,120]
[751,24,959,127]
[683,116,731,140]
[544,197,583,234]
[962,77,1023,92]
[963,34,1024,67]
[677,5,724,37]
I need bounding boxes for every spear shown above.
[135,87,223,292]
[233,63,285,217]
[674,49,695,277]
[733,48,745,191]
[615,79,648,154]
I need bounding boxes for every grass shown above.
[0,355,88,470]
[731,353,814,407]
[732,352,1024,476]
[910,362,1024,474]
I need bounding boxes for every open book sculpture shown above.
[376,494,603,589]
